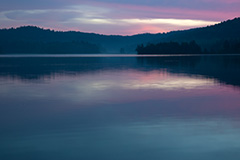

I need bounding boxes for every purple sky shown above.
[0,0,240,35]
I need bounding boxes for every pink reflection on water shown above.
[1,69,240,119]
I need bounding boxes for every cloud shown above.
[86,0,240,12]
[120,19,217,27]
[0,1,239,35]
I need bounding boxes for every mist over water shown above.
[1,55,240,160]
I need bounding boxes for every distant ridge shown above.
[159,17,240,41]
[0,17,240,54]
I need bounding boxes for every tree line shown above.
[207,40,240,54]
[136,40,240,54]
[136,41,202,54]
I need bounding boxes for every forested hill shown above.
[160,17,240,41]
[152,17,240,54]
[0,17,240,54]
[0,26,161,54]
[137,17,240,54]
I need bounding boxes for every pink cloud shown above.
[88,1,239,21]
[1,0,240,35]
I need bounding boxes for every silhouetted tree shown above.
[120,48,125,53]
[136,41,202,54]
[223,40,230,52]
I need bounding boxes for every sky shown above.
[0,0,240,35]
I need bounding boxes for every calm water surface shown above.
[1,55,240,160]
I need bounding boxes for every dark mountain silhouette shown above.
[0,17,240,54]
[0,26,160,54]
[141,17,240,54]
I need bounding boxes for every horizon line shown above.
[0,17,239,36]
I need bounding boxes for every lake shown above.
[1,54,240,160]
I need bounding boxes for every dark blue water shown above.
[1,55,240,160]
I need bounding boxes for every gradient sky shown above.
[0,0,240,35]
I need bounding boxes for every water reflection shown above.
[1,55,240,160]
[1,55,240,88]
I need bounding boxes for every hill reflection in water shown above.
[0,55,240,88]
